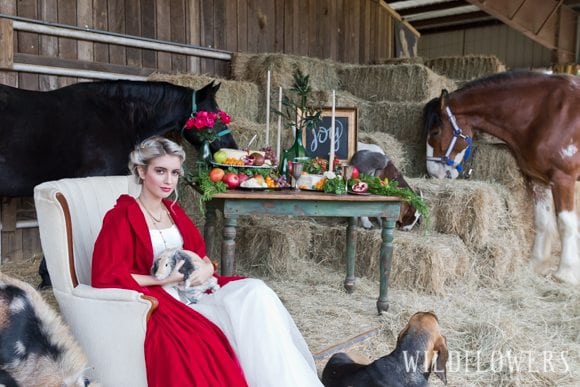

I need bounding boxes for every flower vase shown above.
[200,141,212,165]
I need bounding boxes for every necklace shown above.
[137,197,165,223]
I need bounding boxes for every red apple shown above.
[222,172,240,189]
[351,166,360,179]
[237,172,250,184]
[209,167,225,183]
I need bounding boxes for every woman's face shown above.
[138,155,182,200]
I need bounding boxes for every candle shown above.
[276,86,283,162]
[265,70,271,146]
[329,90,336,171]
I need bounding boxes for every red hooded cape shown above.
[91,195,247,387]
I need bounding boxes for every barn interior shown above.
[1,1,579,386]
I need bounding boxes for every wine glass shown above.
[344,165,354,192]
[291,161,304,191]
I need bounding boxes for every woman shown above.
[91,136,322,387]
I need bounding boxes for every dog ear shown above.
[432,334,449,385]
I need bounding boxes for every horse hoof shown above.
[552,270,579,286]
[530,261,552,276]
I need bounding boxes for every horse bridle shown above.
[180,90,232,138]
[426,106,473,174]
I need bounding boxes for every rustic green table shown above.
[203,190,401,313]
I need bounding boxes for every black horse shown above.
[0,79,237,288]
[0,79,237,197]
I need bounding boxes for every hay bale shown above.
[337,64,456,102]
[358,100,425,144]
[356,131,409,174]
[231,52,341,92]
[425,55,507,81]
[410,178,533,282]
[309,222,475,294]
[469,143,529,192]
[147,72,261,122]
[235,217,316,278]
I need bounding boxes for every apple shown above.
[222,172,240,189]
[208,167,225,183]
[237,172,250,184]
[213,150,227,164]
[351,166,360,179]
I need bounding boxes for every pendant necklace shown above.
[137,196,164,223]
[137,197,171,250]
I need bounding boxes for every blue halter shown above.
[180,91,232,139]
[426,106,472,173]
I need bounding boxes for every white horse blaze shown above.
[425,142,462,179]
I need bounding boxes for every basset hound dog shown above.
[321,311,448,387]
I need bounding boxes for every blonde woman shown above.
[92,136,322,387]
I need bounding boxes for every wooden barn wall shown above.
[0,0,396,91]
[418,24,552,70]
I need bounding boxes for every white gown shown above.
[150,226,323,387]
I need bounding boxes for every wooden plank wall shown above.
[0,0,396,262]
[0,0,396,91]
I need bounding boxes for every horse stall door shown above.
[1,197,42,264]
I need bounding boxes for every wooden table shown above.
[203,190,401,313]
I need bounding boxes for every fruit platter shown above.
[211,147,277,168]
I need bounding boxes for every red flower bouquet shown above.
[184,109,231,143]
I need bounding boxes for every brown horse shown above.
[423,70,580,286]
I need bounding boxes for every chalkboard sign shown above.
[302,107,357,163]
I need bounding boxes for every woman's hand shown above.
[165,259,185,284]
[185,254,215,286]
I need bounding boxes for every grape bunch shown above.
[261,146,277,165]
[275,175,290,188]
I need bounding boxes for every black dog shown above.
[322,312,448,387]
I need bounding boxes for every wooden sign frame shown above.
[302,107,358,163]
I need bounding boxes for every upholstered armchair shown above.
[34,176,153,387]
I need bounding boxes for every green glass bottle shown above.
[280,126,309,178]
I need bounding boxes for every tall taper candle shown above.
[276,86,283,162]
[265,70,271,146]
[329,90,336,171]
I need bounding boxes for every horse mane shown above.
[457,70,549,94]
[422,97,441,139]
[85,80,191,108]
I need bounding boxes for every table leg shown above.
[344,217,357,293]
[221,216,238,276]
[204,206,217,258]
[377,218,395,314]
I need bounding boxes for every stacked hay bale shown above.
[155,52,534,294]
[424,54,507,85]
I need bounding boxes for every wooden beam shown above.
[466,0,576,62]
[379,0,421,37]
[0,18,13,69]
[14,53,154,77]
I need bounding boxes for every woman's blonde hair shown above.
[128,136,186,200]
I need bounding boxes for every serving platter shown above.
[238,186,289,191]
[347,190,371,196]
[210,161,277,169]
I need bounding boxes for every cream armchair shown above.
[34,176,154,387]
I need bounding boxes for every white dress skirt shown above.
[150,226,323,387]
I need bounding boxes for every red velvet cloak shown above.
[91,195,247,387]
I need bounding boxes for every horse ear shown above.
[439,89,449,110]
[212,82,221,94]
